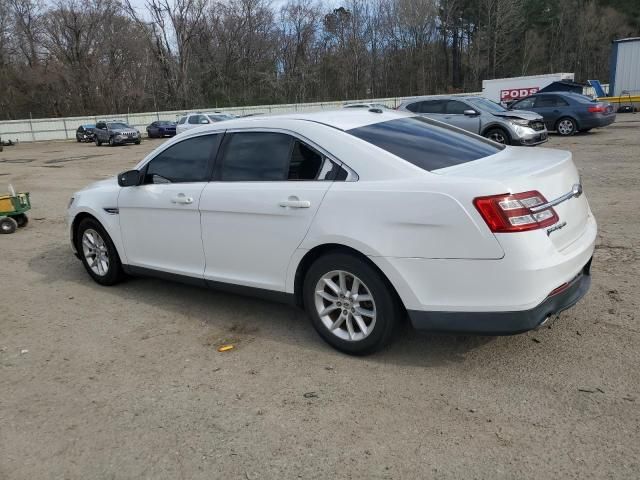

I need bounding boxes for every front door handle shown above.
[279,196,311,209]
[172,193,193,205]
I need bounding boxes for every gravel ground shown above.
[1,118,639,479]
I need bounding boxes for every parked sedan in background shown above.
[76,124,96,143]
[67,109,594,355]
[146,120,176,138]
[176,112,236,135]
[398,95,548,146]
[509,92,616,136]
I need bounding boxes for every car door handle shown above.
[171,193,193,205]
[279,197,311,209]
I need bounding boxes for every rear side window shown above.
[348,117,502,171]
[178,116,186,125]
[144,134,221,183]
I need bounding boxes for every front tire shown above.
[484,128,510,145]
[108,136,116,147]
[95,137,102,146]
[303,253,400,355]
[556,117,577,136]
[76,218,124,286]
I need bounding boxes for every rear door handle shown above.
[279,196,311,209]
[172,193,193,205]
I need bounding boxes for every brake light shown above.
[588,105,605,113]
[474,190,559,233]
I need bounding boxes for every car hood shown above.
[493,110,542,121]
[78,176,119,193]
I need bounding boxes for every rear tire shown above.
[556,117,577,136]
[14,213,28,228]
[484,128,510,145]
[303,252,401,355]
[76,217,125,286]
[0,217,18,234]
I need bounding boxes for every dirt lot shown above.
[1,118,639,479]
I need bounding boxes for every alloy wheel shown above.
[558,119,575,135]
[314,270,377,342]
[488,131,507,144]
[81,229,110,276]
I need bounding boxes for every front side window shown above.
[219,132,341,182]
[348,116,502,171]
[535,96,558,108]
[468,97,507,113]
[188,115,205,125]
[144,134,221,184]
[512,97,535,109]
[445,100,471,115]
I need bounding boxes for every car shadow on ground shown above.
[29,242,499,367]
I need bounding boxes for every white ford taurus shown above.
[67,109,596,354]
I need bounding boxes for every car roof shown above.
[400,95,480,103]
[182,109,414,133]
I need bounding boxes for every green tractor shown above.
[0,185,31,234]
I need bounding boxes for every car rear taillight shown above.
[473,191,559,233]
[588,105,605,113]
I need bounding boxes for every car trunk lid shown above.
[434,147,590,251]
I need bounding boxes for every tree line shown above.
[0,0,637,119]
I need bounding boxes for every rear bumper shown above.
[408,259,592,334]
[580,115,616,129]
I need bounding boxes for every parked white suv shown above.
[67,110,595,354]
[176,112,236,135]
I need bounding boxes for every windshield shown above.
[108,122,129,129]
[157,121,174,125]
[467,97,507,113]
[348,116,503,171]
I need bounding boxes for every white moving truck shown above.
[483,73,575,105]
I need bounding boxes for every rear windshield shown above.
[347,116,503,171]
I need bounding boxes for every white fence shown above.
[0,97,413,143]
[0,85,608,143]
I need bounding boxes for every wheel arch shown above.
[292,243,406,314]
[71,210,127,263]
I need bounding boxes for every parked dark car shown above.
[146,120,177,138]
[509,92,616,136]
[94,121,141,146]
[76,124,96,142]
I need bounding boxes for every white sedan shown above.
[67,110,596,354]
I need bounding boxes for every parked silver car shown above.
[398,95,548,146]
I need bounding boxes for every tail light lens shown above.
[588,105,605,113]
[474,190,559,233]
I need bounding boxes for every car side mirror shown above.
[118,170,141,187]
[463,109,479,116]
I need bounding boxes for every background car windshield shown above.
[108,123,129,129]
[348,116,503,171]
[157,121,173,125]
[467,97,506,113]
